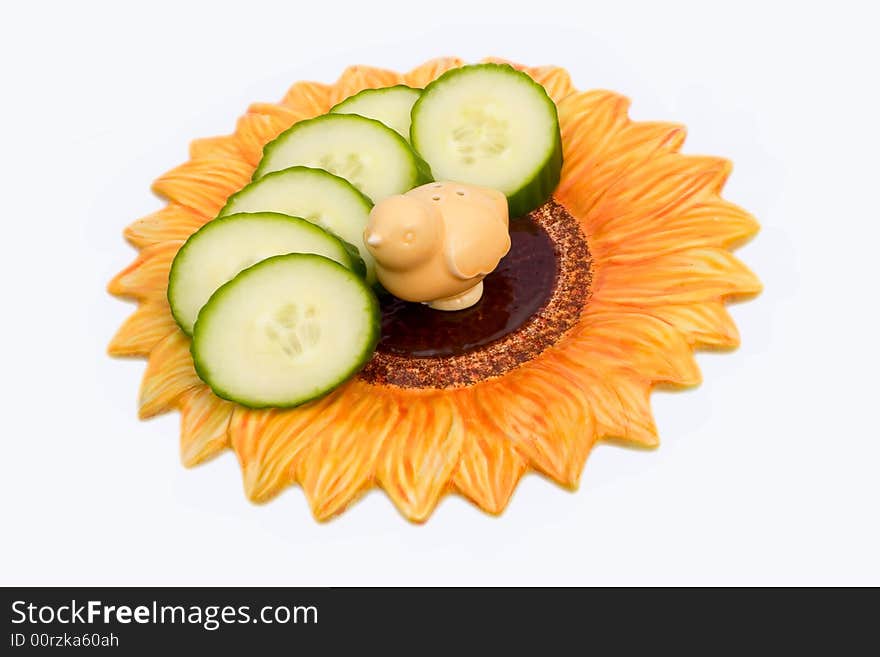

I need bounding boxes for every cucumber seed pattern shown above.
[263,303,321,360]
[318,153,366,189]
[452,106,509,164]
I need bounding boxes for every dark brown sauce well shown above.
[376,216,558,358]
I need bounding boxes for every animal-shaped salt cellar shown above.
[364,181,511,310]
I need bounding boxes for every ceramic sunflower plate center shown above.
[108,57,761,522]
[365,199,592,387]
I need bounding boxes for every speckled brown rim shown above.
[358,198,593,388]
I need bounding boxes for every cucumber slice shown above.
[253,113,431,202]
[168,212,363,335]
[218,166,377,282]
[192,254,379,409]
[410,63,562,217]
[330,85,422,141]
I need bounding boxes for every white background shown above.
[1,0,878,586]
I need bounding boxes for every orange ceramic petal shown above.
[228,408,285,501]
[229,392,342,503]
[152,158,253,216]
[107,240,182,301]
[279,80,332,116]
[404,57,464,88]
[328,65,404,106]
[537,343,659,447]
[179,386,234,467]
[376,391,463,521]
[108,58,761,522]
[452,405,528,515]
[470,366,595,487]
[585,371,660,447]
[525,65,576,104]
[557,92,688,219]
[138,331,201,419]
[646,301,741,348]
[189,135,243,161]
[294,382,400,520]
[123,204,207,248]
[567,309,702,386]
[556,91,635,214]
[596,247,762,307]
[234,111,292,167]
[508,365,597,487]
[232,103,314,167]
[108,299,177,357]
[477,58,575,104]
[586,154,731,244]
[246,102,300,124]
[596,199,760,265]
